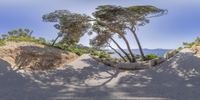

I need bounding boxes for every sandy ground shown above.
[0,48,200,100]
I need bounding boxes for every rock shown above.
[149,57,165,66]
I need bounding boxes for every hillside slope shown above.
[0,42,78,70]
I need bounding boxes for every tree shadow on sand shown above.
[0,59,42,100]
[0,54,120,100]
[0,51,200,100]
[23,57,121,99]
[116,51,200,100]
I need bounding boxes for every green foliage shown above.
[99,52,109,59]
[176,47,183,52]
[194,37,200,46]
[7,36,46,44]
[1,34,8,39]
[145,54,158,60]
[92,5,167,62]
[43,10,91,46]
[0,28,47,45]
[0,39,6,46]
[67,47,84,56]
[183,42,194,48]
[54,43,92,56]
[90,49,111,60]
[8,28,32,37]
[183,37,200,48]
[93,5,167,28]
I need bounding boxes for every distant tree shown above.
[1,34,8,39]
[43,10,91,46]
[7,28,33,37]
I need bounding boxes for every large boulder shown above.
[0,42,78,70]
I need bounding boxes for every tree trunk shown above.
[108,44,127,62]
[130,29,145,60]
[52,35,60,46]
[119,34,136,62]
[110,37,132,62]
[94,20,136,62]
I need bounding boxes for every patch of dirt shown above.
[0,42,78,70]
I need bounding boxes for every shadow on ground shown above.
[0,50,200,100]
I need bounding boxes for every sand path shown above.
[0,49,200,100]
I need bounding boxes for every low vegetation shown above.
[0,29,47,46]
[0,39,6,46]
[164,38,199,59]
[183,37,200,48]
[145,54,158,60]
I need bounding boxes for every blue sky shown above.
[0,0,200,49]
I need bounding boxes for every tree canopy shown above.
[91,5,167,61]
[42,5,167,62]
[43,10,91,46]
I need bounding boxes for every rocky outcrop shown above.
[0,42,78,70]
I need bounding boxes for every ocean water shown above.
[107,49,171,58]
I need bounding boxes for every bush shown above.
[89,49,112,60]
[183,37,200,48]
[183,42,194,48]
[90,50,101,56]
[145,54,158,60]
[63,47,84,56]
[73,48,84,56]
[7,36,47,45]
[0,39,6,46]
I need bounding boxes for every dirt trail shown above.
[0,49,200,100]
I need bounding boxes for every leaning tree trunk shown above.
[108,43,127,62]
[110,37,132,62]
[130,28,145,60]
[52,35,60,46]
[119,34,136,62]
[94,20,136,62]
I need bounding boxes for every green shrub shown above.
[0,39,6,46]
[183,37,200,48]
[73,48,84,56]
[90,50,100,56]
[63,47,84,56]
[7,36,46,45]
[145,54,158,60]
[176,47,183,52]
[183,42,194,48]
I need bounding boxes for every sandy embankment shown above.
[0,42,78,70]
